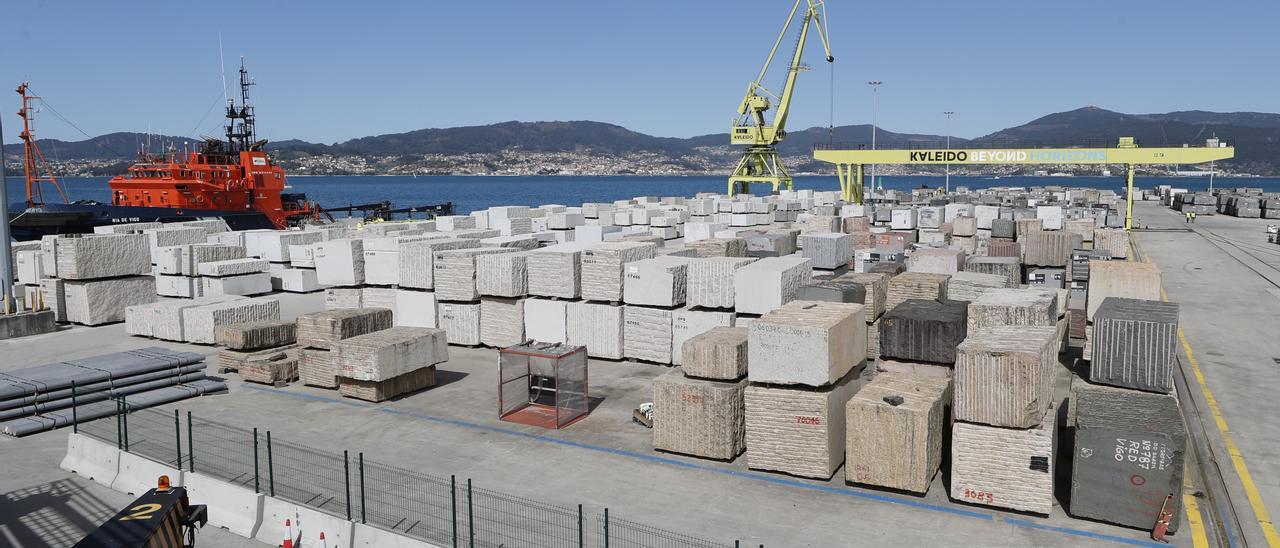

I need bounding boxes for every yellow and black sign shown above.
[74,483,204,548]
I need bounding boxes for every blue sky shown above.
[2,1,1275,144]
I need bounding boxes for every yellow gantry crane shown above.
[728,0,833,196]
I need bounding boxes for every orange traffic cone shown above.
[318,531,327,548]
[282,518,294,548]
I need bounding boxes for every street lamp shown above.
[944,111,954,193]
[868,81,882,190]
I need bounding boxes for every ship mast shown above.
[224,59,259,153]
[15,83,69,207]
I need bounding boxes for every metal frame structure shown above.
[498,342,590,429]
[813,137,1236,229]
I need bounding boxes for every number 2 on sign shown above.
[119,503,162,521]
[962,488,994,504]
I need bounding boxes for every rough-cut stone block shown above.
[314,239,366,286]
[336,326,448,381]
[748,300,866,386]
[623,255,691,307]
[197,258,269,277]
[145,227,208,258]
[64,276,156,326]
[476,251,529,297]
[394,289,437,328]
[836,272,888,322]
[1087,261,1161,321]
[222,346,298,385]
[907,248,965,275]
[964,256,1021,288]
[280,268,324,293]
[954,326,1059,428]
[181,298,281,344]
[986,239,1020,258]
[845,373,951,493]
[1022,231,1077,267]
[434,248,518,302]
[566,302,624,359]
[671,307,734,365]
[1090,297,1179,393]
[796,281,866,310]
[244,230,324,263]
[339,365,437,402]
[526,242,591,298]
[398,238,481,290]
[524,298,568,344]
[1070,378,1185,531]
[686,238,747,258]
[946,271,1012,302]
[733,256,812,315]
[950,408,1056,515]
[623,305,673,363]
[299,348,339,388]
[201,272,272,297]
[581,242,658,302]
[745,373,858,479]
[181,244,247,276]
[953,216,977,237]
[438,302,481,345]
[885,272,950,312]
[653,370,747,460]
[297,308,393,349]
[879,299,967,364]
[687,257,757,309]
[1094,228,1130,259]
[55,234,151,280]
[126,296,240,340]
[480,297,525,348]
[800,232,854,269]
[215,320,297,350]
[325,287,363,309]
[94,221,162,234]
[681,326,747,380]
[966,288,1058,331]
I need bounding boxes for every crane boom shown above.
[728,0,833,196]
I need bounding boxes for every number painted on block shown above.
[119,503,162,521]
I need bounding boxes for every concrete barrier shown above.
[257,496,354,548]
[59,433,120,488]
[184,472,264,539]
[111,451,183,496]
[351,522,446,548]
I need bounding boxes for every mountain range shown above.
[7,107,1279,175]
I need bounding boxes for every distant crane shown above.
[728,0,833,196]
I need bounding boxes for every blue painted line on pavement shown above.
[243,384,1166,546]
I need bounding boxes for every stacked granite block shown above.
[1022,231,1078,267]
[438,302,482,346]
[906,248,965,275]
[800,232,854,270]
[524,298,569,344]
[946,271,1011,303]
[686,237,747,258]
[215,320,297,351]
[671,307,735,365]
[580,241,657,302]
[681,327,748,380]
[950,407,1056,514]
[314,239,366,287]
[479,297,526,348]
[748,300,866,386]
[297,308,393,388]
[526,242,592,298]
[476,251,530,297]
[180,298,281,345]
[732,256,812,315]
[744,373,859,479]
[652,368,747,460]
[336,326,448,382]
[885,272,950,312]
[687,257,757,309]
[845,373,951,493]
[397,237,480,289]
[566,301,624,359]
[64,276,156,326]
[215,320,299,385]
[623,255,692,307]
[1087,261,1161,321]
[878,299,967,365]
[1089,298,1180,393]
[964,256,1021,288]
[623,305,674,363]
[966,288,1058,331]
[1093,228,1130,259]
[434,248,518,302]
[953,326,1059,428]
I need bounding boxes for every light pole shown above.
[868,81,881,190]
[943,111,954,193]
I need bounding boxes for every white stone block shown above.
[394,289,438,328]
[280,268,325,293]
[800,232,853,270]
[733,256,812,315]
[687,257,757,309]
[314,239,365,286]
[438,302,481,345]
[201,272,273,297]
[64,276,156,325]
[748,300,866,386]
[566,302,624,359]
[671,307,735,365]
[623,255,692,307]
[624,305,674,363]
[523,298,567,344]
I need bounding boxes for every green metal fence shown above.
[76,404,745,548]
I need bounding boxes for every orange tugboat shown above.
[8,62,324,240]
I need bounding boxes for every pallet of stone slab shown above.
[671,307,734,366]
[179,298,281,345]
[748,300,866,387]
[733,256,812,315]
[476,251,530,298]
[884,272,949,312]
[1021,231,1079,267]
[1089,297,1179,393]
[1069,377,1186,531]
[580,241,658,302]
[800,233,853,270]
[744,372,859,479]
[63,276,156,326]
[335,326,449,381]
[1093,228,1130,259]
[1086,261,1161,321]
[622,305,674,364]
[296,308,393,350]
[835,272,888,322]
[525,242,593,298]
[219,346,299,384]
[965,288,1057,331]
[431,247,517,302]
[652,369,747,460]
[845,372,951,494]
[950,407,1056,515]
[623,255,692,307]
[878,299,967,364]
[52,234,152,280]
[0,379,226,437]
[479,297,526,348]
[438,301,481,346]
[338,365,438,402]
[685,237,747,258]
[686,257,757,309]
[680,326,747,381]
[945,271,1011,303]
[214,320,297,351]
[566,301,625,359]
[953,326,1059,428]
[299,348,339,388]
[906,248,965,275]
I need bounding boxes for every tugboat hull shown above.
[7,201,275,241]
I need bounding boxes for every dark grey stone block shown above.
[1070,378,1185,531]
[879,299,967,364]
[991,218,1016,239]
[1090,297,1179,393]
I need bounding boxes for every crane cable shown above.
[28,90,127,158]
[829,59,835,147]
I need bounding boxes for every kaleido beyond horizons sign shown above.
[907,149,1110,163]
